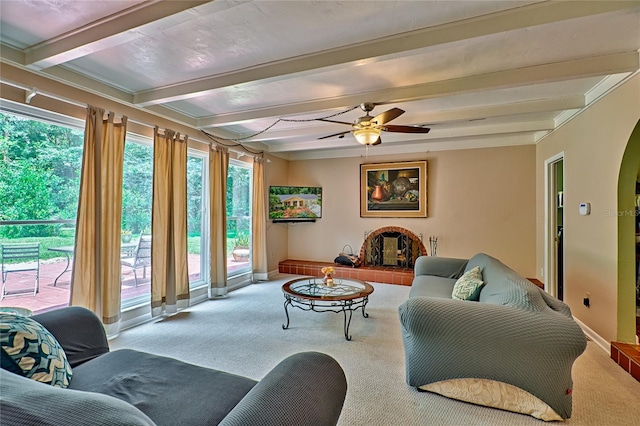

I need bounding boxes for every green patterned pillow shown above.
[0,313,73,388]
[452,266,484,301]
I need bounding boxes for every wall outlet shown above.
[540,267,544,277]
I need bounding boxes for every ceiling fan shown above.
[317,102,430,145]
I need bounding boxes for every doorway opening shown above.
[545,153,564,300]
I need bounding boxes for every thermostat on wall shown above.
[579,202,590,215]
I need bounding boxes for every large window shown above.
[186,152,205,287]
[0,109,246,315]
[119,138,153,308]
[120,142,208,308]
[227,160,252,277]
[0,112,83,313]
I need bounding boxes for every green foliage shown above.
[269,193,283,212]
[226,164,251,237]
[121,142,153,234]
[233,233,250,247]
[187,157,203,236]
[1,112,223,246]
[0,113,82,237]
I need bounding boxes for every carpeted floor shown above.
[111,275,640,425]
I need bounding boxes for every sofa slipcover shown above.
[399,253,587,420]
[1,306,347,426]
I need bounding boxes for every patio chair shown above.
[121,234,151,287]
[1,243,40,300]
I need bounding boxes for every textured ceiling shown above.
[1,0,639,159]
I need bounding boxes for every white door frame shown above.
[544,152,564,298]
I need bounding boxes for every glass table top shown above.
[282,277,374,300]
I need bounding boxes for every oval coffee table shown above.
[281,276,374,341]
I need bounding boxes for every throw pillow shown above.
[0,312,73,388]
[452,266,484,301]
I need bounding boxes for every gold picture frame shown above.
[360,160,427,218]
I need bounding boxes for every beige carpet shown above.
[111,275,640,425]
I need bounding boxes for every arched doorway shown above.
[617,118,640,343]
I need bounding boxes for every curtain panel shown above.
[151,127,190,317]
[252,157,268,280]
[71,105,127,337]
[209,145,229,297]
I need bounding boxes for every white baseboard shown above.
[573,316,610,355]
[252,272,270,281]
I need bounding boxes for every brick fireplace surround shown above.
[278,226,427,286]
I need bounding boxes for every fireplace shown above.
[359,227,427,269]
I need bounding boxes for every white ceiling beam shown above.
[198,50,636,129]
[200,51,637,131]
[200,94,586,131]
[135,0,639,106]
[24,1,215,70]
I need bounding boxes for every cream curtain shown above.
[151,127,190,317]
[209,145,229,297]
[71,105,127,337]
[252,157,268,280]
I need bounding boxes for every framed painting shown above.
[360,160,427,218]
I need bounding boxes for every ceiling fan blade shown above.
[316,118,353,126]
[318,130,352,140]
[371,137,382,146]
[372,108,404,125]
[383,124,431,134]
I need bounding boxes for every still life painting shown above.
[360,160,427,218]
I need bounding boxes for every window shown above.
[187,151,206,288]
[227,160,252,277]
[120,138,153,308]
[0,111,83,313]
[120,141,208,308]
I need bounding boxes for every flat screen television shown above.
[269,186,322,222]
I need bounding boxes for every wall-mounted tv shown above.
[269,186,322,222]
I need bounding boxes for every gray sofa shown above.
[1,306,347,426]
[398,253,587,421]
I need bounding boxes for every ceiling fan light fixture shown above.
[353,127,381,145]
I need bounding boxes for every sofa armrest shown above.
[398,297,586,419]
[0,370,155,426]
[220,351,347,426]
[32,306,109,368]
[414,256,468,278]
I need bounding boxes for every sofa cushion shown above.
[451,266,484,301]
[467,253,548,311]
[420,378,563,422]
[0,313,73,388]
[409,276,457,299]
[69,349,257,425]
[0,369,155,426]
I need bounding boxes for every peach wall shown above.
[535,73,640,343]
[264,155,289,272]
[265,145,536,277]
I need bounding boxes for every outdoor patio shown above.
[0,255,249,315]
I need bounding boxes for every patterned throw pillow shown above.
[452,266,484,301]
[0,313,73,388]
